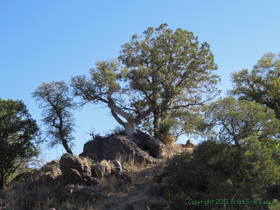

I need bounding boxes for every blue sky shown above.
[1,1,280,162]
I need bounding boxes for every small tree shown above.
[32,81,75,154]
[230,52,280,119]
[0,98,41,189]
[201,96,280,147]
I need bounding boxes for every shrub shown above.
[164,138,280,209]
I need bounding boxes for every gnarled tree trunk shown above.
[108,98,153,138]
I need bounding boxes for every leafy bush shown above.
[164,138,280,209]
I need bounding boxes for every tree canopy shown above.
[230,52,280,119]
[71,60,151,139]
[165,138,280,209]
[119,23,220,137]
[32,81,75,154]
[202,96,280,147]
[0,98,41,189]
[165,96,280,209]
[71,24,220,139]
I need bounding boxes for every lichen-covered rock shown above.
[59,153,99,185]
[80,134,157,164]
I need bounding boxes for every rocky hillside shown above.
[0,131,194,210]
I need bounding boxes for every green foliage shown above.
[32,81,75,154]
[0,98,41,189]
[164,139,280,209]
[119,23,221,137]
[71,59,126,105]
[230,52,280,119]
[202,96,280,146]
[70,24,220,139]
[164,97,280,209]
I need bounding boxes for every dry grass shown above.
[92,159,167,210]
[115,153,148,172]
[0,150,172,210]
[158,133,175,146]
[0,160,167,210]
[99,176,118,192]
[100,160,114,171]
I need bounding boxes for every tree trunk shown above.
[123,122,135,138]
[153,110,160,138]
[62,139,73,154]
[109,100,136,138]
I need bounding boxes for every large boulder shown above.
[59,153,99,185]
[80,134,157,164]
[133,130,168,158]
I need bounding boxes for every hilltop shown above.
[0,132,193,210]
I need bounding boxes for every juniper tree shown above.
[119,23,220,137]
[71,24,220,139]
[230,52,280,119]
[0,99,41,189]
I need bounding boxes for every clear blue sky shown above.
[1,1,280,162]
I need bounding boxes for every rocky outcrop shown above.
[59,184,99,205]
[59,153,99,185]
[91,162,113,178]
[80,134,157,164]
[81,131,169,165]
[116,170,132,185]
[185,139,196,149]
[133,130,168,158]
[37,160,62,185]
